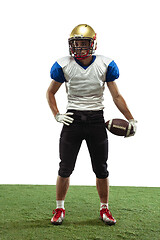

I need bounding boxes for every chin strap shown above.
[73,49,91,60]
[75,54,92,60]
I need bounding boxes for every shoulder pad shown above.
[96,55,113,66]
[57,56,72,68]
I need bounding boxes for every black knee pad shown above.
[95,170,109,179]
[93,163,109,179]
[58,162,74,178]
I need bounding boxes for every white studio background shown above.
[0,0,159,187]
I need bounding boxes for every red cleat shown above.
[51,208,65,225]
[100,205,116,225]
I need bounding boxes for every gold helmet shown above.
[68,24,97,60]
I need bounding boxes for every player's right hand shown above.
[55,112,74,126]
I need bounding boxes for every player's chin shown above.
[78,51,87,56]
[81,51,87,55]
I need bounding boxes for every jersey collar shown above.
[74,55,96,69]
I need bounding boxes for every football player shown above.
[47,24,137,225]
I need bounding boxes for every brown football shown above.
[105,119,134,137]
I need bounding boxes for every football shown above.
[105,118,134,137]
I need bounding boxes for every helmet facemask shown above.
[69,37,96,60]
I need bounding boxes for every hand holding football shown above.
[105,118,136,137]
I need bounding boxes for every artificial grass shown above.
[0,185,159,240]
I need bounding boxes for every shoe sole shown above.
[100,216,116,226]
[51,217,64,225]
[51,221,63,225]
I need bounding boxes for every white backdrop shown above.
[0,0,159,187]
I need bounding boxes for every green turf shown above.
[0,185,159,240]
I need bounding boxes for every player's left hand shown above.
[126,119,137,137]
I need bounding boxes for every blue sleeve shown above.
[50,61,66,83]
[106,60,119,82]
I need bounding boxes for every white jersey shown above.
[50,55,119,111]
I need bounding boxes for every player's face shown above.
[72,40,90,56]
